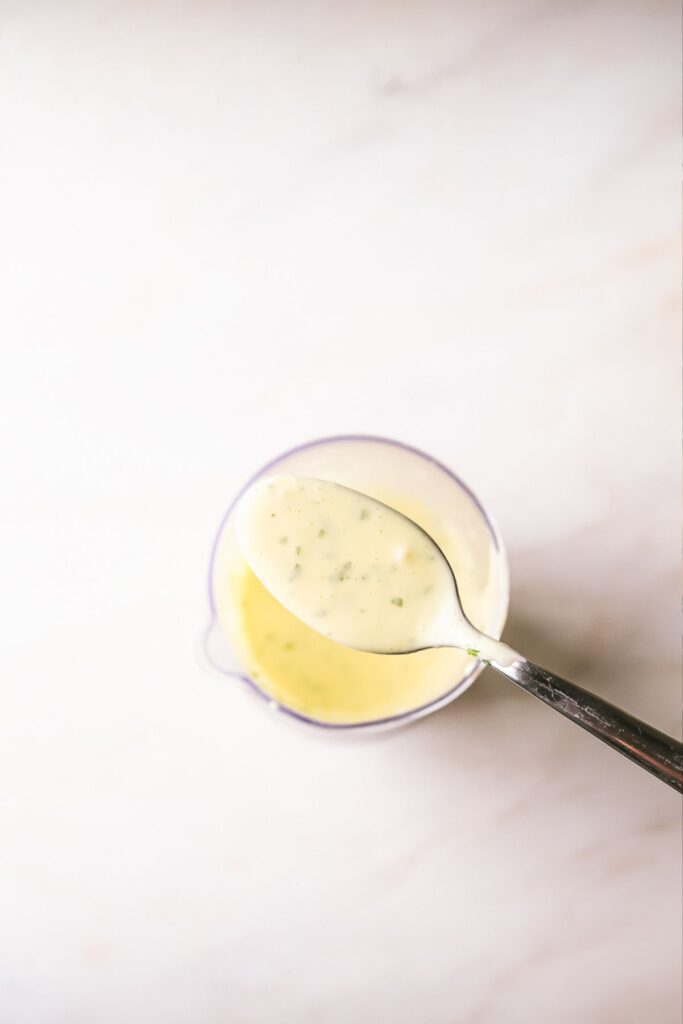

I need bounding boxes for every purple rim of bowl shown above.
[205,434,508,731]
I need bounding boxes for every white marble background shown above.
[1,2,680,1022]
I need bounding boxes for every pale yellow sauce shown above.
[211,474,509,724]
[236,475,461,653]
[230,570,473,723]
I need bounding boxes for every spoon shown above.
[237,475,683,792]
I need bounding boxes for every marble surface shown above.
[1,2,681,1022]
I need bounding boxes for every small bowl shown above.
[205,435,509,731]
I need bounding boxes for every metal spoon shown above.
[238,475,683,792]
[486,655,682,791]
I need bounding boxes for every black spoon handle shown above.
[494,659,683,793]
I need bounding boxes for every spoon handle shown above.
[494,659,683,793]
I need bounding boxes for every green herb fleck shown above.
[283,642,296,652]
[467,647,480,658]
[391,597,403,607]
[289,564,301,582]
[332,561,353,582]
[318,528,326,538]
[296,546,302,556]
[359,509,370,520]
[279,536,288,544]
[483,658,492,666]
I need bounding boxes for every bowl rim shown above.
[205,433,509,732]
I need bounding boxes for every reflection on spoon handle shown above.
[494,659,683,793]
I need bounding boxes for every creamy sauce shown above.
[236,475,518,666]
[212,465,509,725]
[226,571,475,724]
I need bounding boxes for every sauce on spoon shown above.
[236,475,519,666]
